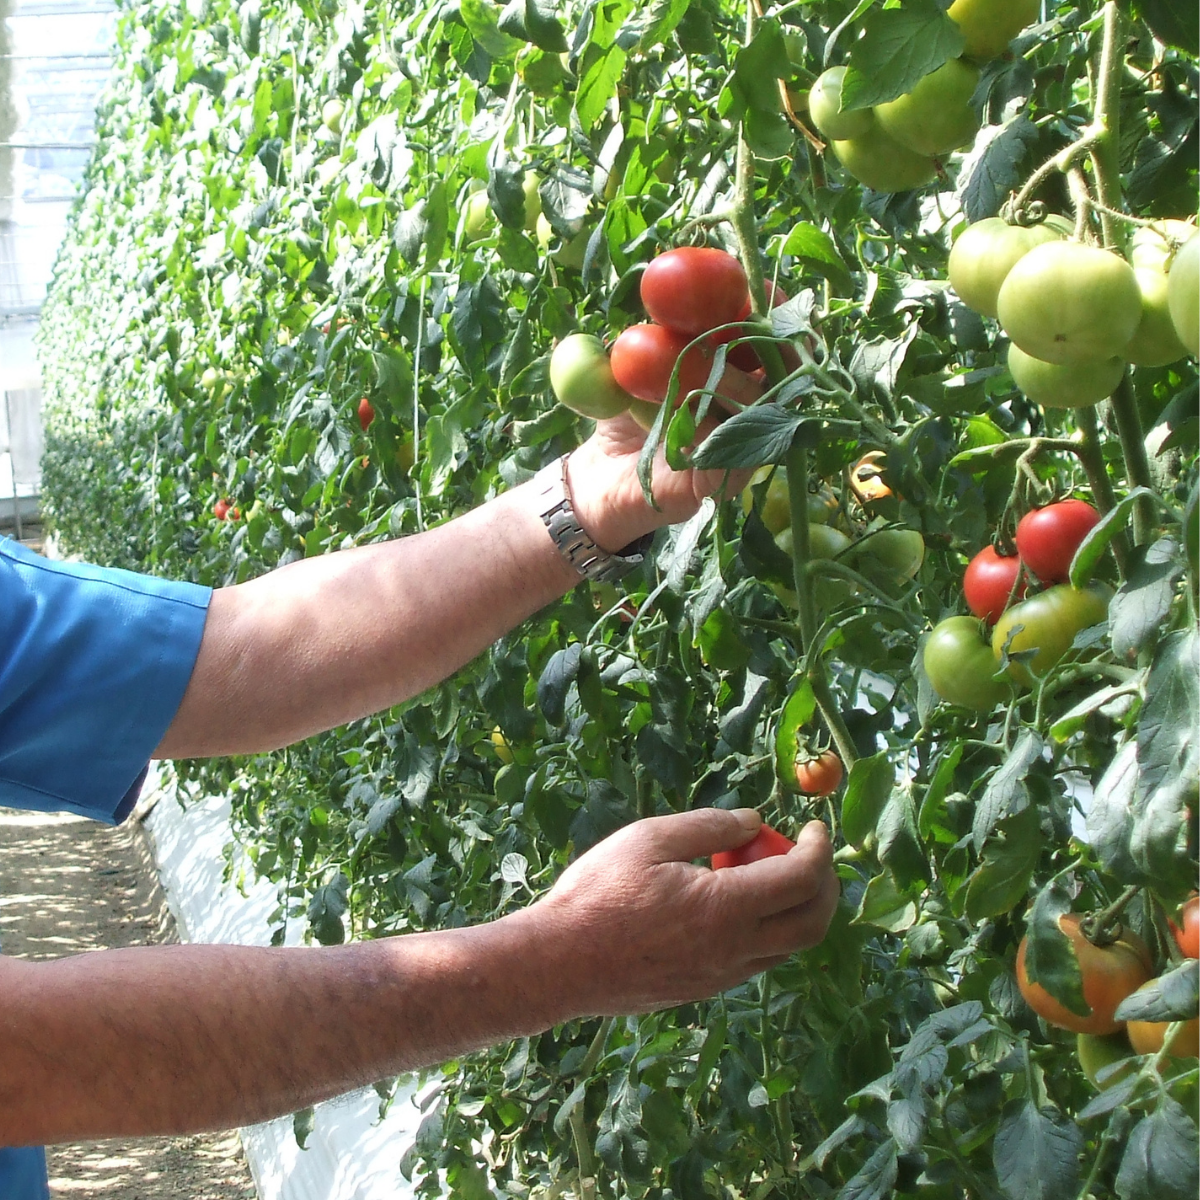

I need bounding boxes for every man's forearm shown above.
[155,477,581,758]
[0,913,564,1144]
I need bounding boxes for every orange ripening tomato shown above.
[1173,894,1199,959]
[850,451,893,504]
[357,397,376,432]
[1016,914,1152,1035]
[794,750,844,797]
[1125,980,1200,1059]
[711,824,794,870]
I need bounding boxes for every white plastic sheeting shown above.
[141,769,425,1200]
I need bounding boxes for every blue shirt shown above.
[0,538,211,823]
[0,538,210,1195]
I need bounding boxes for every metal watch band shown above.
[533,457,653,583]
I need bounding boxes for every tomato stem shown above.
[1073,405,1129,573]
[1087,1,1126,250]
[1107,375,1157,547]
[1082,884,1141,945]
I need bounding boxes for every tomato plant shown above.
[1015,499,1101,583]
[963,544,1024,624]
[35,0,1200,1192]
[1016,914,1151,1035]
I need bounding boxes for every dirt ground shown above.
[0,806,259,1199]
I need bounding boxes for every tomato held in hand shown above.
[963,545,1024,624]
[357,397,376,432]
[991,582,1110,685]
[640,247,750,339]
[923,616,1009,712]
[1016,914,1151,1035]
[794,750,843,797]
[1175,895,1199,959]
[610,323,763,408]
[711,823,795,870]
[549,334,634,419]
[1015,499,1100,583]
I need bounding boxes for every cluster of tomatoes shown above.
[805,0,1038,193]
[212,497,240,521]
[550,246,783,426]
[948,216,1199,410]
[924,498,1110,711]
[1016,899,1199,1088]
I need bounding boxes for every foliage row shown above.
[38,0,1199,1196]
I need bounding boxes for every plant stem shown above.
[1088,1,1126,250]
[1073,404,1129,574]
[785,442,858,769]
[1109,374,1156,546]
[1082,884,1141,944]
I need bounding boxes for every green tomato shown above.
[948,217,1064,318]
[947,0,1039,61]
[831,123,938,193]
[522,173,542,232]
[1076,1032,1137,1091]
[1127,265,1189,367]
[1007,343,1125,409]
[874,58,981,158]
[849,527,925,585]
[1167,233,1199,358]
[463,189,494,242]
[549,334,633,419]
[808,66,874,141]
[996,242,1143,366]
[626,398,660,432]
[923,616,1009,711]
[321,98,345,134]
[743,468,838,535]
[991,582,1111,685]
[774,522,851,560]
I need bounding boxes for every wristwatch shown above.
[533,457,654,583]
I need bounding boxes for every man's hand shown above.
[512,809,841,1018]
[568,410,751,553]
[155,409,750,760]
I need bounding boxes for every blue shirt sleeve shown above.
[0,538,212,824]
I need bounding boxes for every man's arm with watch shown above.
[154,413,744,760]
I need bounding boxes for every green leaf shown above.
[993,1098,1083,1200]
[840,0,964,111]
[1109,538,1184,659]
[964,806,1042,921]
[732,19,789,114]
[1085,740,1146,884]
[1131,0,1199,55]
[839,1139,898,1200]
[497,0,568,51]
[853,869,918,933]
[576,43,627,131]
[841,752,895,850]
[1115,1099,1200,1200]
[1050,679,1141,741]
[1023,878,1089,1019]
[1069,487,1157,587]
[972,728,1042,852]
[690,403,804,470]
[957,115,1039,222]
[775,678,817,790]
[538,644,582,725]
[1131,629,1199,893]
[1114,959,1198,1023]
[460,0,523,57]
[778,222,850,290]
[876,787,930,890]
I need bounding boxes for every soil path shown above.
[0,806,259,1199]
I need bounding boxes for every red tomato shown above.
[1175,895,1199,959]
[640,247,749,338]
[609,324,764,409]
[213,498,231,520]
[710,281,801,373]
[1015,499,1100,583]
[794,750,844,796]
[357,397,376,432]
[963,545,1025,624]
[711,823,795,870]
[1016,914,1151,1035]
